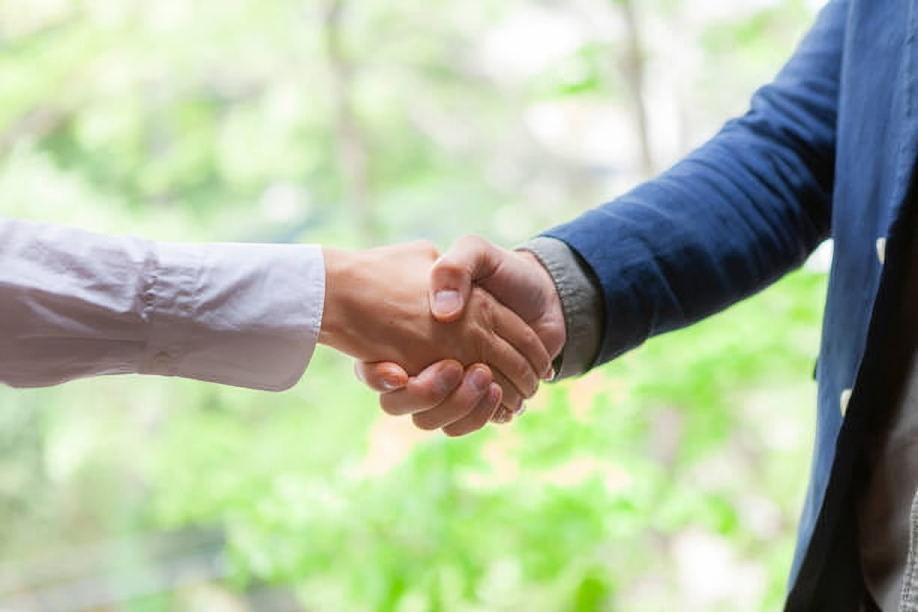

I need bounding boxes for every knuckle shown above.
[470,290,495,324]
[456,233,482,249]
[435,257,464,277]
[518,363,538,397]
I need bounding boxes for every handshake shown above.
[318,235,567,437]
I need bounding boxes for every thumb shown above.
[429,235,502,322]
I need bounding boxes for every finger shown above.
[379,360,464,416]
[411,366,493,431]
[490,406,514,424]
[483,331,542,401]
[491,369,524,414]
[442,383,502,437]
[429,235,504,322]
[489,297,553,381]
[490,365,525,429]
[354,361,409,392]
[490,397,529,425]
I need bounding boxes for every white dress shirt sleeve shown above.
[0,218,325,391]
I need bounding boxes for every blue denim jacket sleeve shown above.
[543,0,846,368]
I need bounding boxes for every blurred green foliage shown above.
[0,0,823,610]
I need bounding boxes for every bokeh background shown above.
[0,0,829,610]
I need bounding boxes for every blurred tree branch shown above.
[617,0,655,177]
[0,106,72,154]
[325,0,377,245]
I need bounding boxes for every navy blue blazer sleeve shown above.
[543,0,846,368]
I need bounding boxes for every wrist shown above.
[518,237,603,378]
[318,247,358,352]
[516,249,567,351]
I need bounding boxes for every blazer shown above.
[543,0,918,607]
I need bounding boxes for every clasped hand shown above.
[320,237,565,437]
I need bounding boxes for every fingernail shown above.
[381,377,399,392]
[488,383,502,405]
[433,290,461,316]
[545,367,556,381]
[468,367,490,393]
[436,364,463,394]
[514,403,527,417]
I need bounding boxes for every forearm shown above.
[545,0,844,366]
[317,247,380,359]
[0,218,324,391]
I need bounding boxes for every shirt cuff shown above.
[138,242,325,391]
[518,236,605,380]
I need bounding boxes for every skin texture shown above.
[355,235,566,434]
[319,241,552,436]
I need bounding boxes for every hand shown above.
[356,235,566,428]
[320,241,552,435]
[429,235,566,355]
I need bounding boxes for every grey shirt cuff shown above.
[518,236,605,380]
